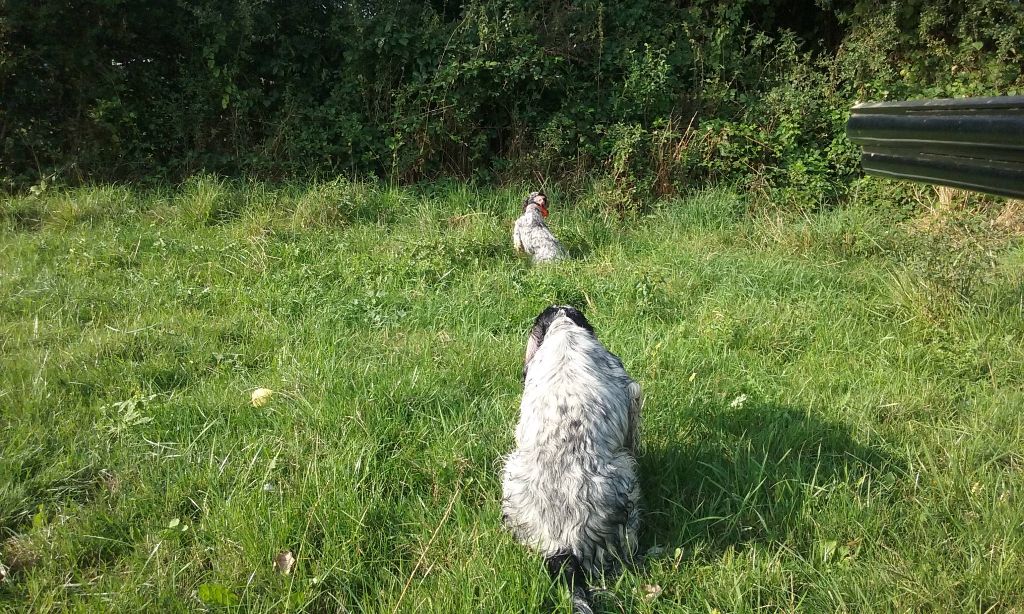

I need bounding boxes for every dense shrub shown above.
[2,1,1022,200]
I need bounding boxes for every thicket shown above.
[2,1,1022,202]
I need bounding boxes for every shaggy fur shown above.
[513,191,567,263]
[502,305,642,612]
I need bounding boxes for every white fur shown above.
[502,312,642,577]
[513,205,567,263]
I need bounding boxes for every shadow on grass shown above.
[1,200,45,232]
[639,400,904,559]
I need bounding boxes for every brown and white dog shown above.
[513,191,567,263]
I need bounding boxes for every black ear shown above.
[524,305,561,370]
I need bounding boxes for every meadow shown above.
[2,178,1023,612]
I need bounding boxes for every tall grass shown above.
[2,179,1023,612]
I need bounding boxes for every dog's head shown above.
[523,304,594,375]
[522,191,549,218]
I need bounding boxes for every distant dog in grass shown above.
[502,305,642,613]
[513,191,567,263]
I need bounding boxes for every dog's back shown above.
[502,309,641,580]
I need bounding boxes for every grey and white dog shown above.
[513,191,567,263]
[502,305,642,613]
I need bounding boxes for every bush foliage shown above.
[2,1,1022,197]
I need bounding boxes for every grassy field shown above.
[2,178,1023,612]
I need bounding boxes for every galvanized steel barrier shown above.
[846,95,1024,198]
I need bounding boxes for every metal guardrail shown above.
[846,95,1024,198]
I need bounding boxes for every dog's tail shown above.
[545,552,594,614]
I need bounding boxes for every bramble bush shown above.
[2,1,1022,206]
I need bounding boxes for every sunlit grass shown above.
[2,179,1023,612]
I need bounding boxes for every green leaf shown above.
[198,583,239,607]
[31,505,46,530]
[817,539,839,563]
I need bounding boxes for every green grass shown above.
[2,177,1023,612]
